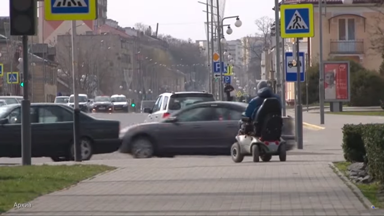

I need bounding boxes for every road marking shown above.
[303,122,325,130]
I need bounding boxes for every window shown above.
[152,96,163,112]
[5,107,38,124]
[338,18,355,40]
[6,108,21,124]
[162,96,169,110]
[38,106,72,123]
[177,107,217,122]
[216,108,242,120]
[168,94,215,111]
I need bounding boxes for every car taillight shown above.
[162,113,170,118]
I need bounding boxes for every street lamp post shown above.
[216,11,242,100]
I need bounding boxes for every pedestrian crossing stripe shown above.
[286,10,308,30]
[53,0,88,7]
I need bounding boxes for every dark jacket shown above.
[244,87,282,120]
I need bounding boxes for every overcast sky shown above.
[0,0,275,41]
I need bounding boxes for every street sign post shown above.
[0,64,3,77]
[45,0,97,162]
[44,0,97,20]
[285,52,305,82]
[280,4,314,150]
[280,4,314,38]
[6,72,19,84]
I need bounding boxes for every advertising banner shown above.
[323,61,350,102]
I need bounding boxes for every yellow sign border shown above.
[280,4,314,38]
[0,63,3,77]
[44,0,97,21]
[223,65,233,76]
[6,72,19,84]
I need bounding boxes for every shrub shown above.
[362,124,384,183]
[342,124,366,162]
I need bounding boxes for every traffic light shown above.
[20,73,24,87]
[131,99,135,107]
[10,0,37,36]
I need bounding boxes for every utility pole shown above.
[274,0,281,98]
[216,0,223,101]
[71,21,82,162]
[319,0,325,124]
[210,0,215,96]
[205,0,211,93]
[281,0,286,116]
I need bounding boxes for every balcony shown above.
[330,39,364,54]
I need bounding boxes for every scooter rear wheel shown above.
[231,142,244,163]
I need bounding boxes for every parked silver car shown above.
[144,91,215,122]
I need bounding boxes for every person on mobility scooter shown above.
[232,81,286,163]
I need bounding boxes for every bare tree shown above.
[55,36,113,95]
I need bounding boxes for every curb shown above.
[303,122,325,130]
[329,162,375,210]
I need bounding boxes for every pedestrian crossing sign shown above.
[7,72,19,84]
[45,0,97,21]
[280,4,314,38]
[0,64,3,77]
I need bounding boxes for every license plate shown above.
[115,107,121,109]
[99,107,106,110]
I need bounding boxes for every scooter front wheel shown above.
[231,142,244,163]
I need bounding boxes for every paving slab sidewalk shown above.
[4,155,383,216]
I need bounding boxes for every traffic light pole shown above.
[21,35,31,165]
[71,20,82,162]
[295,38,303,149]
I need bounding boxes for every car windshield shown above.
[95,96,111,102]
[111,97,126,102]
[0,101,5,106]
[168,94,215,110]
[69,96,88,103]
[0,98,18,104]
[55,97,68,103]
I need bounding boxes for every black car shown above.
[0,103,121,161]
[92,96,114,113]
[120,101,295,158]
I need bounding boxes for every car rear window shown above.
[168,94,215,110]
[0,98,18,104]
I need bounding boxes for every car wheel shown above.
[261,154,272,162]
[252,144,260,162]
[131,137,154,158]
[279,143,287,162]
[50,156,70,162]
[70,137,93,161]
[231,142,244,163]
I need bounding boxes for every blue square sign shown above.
[51,0,90,14]
[0,64,3,77]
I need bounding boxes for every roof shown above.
[97,24,130,39]
[0,96,23,98]
[55,96,69,98]
[160,91,211,95]
[111,94,126,97]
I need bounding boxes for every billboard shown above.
[323,61,350,102]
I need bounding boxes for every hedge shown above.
[363,124,384,183]
[342,124,366,162]
[342,123,384,183]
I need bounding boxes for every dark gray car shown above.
[120,101,295,158]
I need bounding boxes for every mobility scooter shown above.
[231,98,287,163]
